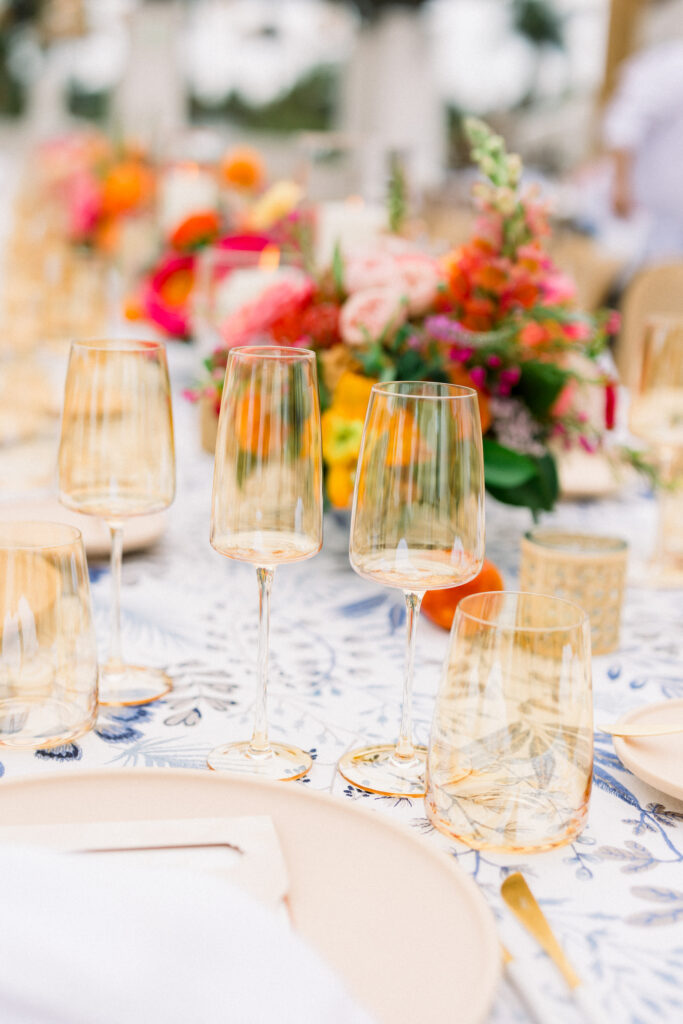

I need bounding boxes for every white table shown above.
[2,346,682,1024]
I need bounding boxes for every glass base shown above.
[425,796,588,853]
[207,741,312,780]
[98,663,172,706]
[0,697,96,750]
[338,744,427,797]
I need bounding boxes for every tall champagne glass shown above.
[208,346,323,779]
[58,339,176,705]
[629,317,683,586]
[342,381,485,797]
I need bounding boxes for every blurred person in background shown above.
[603,0,683,263]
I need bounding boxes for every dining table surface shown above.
[1,343,681,1024]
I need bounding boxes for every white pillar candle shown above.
[159,164,220,235]
[315,200,387,271]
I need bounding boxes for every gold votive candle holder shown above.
[519,529,628,655]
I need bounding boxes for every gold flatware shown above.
[598,721,683,738]
[501,873,603,1024]
[500,943,555,1024]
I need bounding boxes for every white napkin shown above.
[0,846,375,1024]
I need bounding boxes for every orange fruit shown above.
[421,559,504,631]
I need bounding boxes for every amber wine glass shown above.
[208,346,322,779]
[341,381,485,797]
[58,339,175,705]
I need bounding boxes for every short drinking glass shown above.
[208,345,323,779]
[342,381,485,797]
[58,338,176,705]
[426,591,593,852]
[0,522,98,748]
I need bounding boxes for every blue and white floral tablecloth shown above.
[2,350,682,1024]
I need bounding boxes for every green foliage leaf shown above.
[483,439,538,488]
[332,243,345,299]
[517,360,568,417]
[486,451,559,512]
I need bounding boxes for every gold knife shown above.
[501,873,603,1024]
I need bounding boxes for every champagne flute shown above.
[208,345,323,779]
[58,339,176,705]
[341,381,485,797]
[629,317,683,586]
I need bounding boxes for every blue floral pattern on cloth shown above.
[2,394,682,1024]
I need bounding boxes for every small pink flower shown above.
[563,320,591,342]
[541,272,576,305]
[606,311,621,336]
[339,287,407,346]
[469,366,487,390]
[487,354,502,369]
[68,171,101,240]
[551,381,577,419]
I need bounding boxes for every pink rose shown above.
[340,287,407,346]
[343,252,396,294]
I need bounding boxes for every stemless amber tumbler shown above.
[0,522,98,748]
[208,346,323,779]
[341,381,485,797]
[426,591,593,853]
[58,339,175,705]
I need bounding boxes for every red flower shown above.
[605,381,617,430]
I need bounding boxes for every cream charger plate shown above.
[0,769,500,1024]
[613,700,683,803]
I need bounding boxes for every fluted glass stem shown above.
[249,566,274,756]
[394,590,423,761]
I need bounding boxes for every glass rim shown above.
[228,344,315,361]
[70,338,165,353]
[0,521,83,551]
[456,589,589,632]
[370,381,478,401]
[523,528,628,555]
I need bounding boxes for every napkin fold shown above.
[0,846,375,1024]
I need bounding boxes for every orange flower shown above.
[158,265,194,308]
[333,372,375,420]
[422,560,504,631]
[472,264,507,293]
[326,464,355,509]
[170,210,221,251]
[385,407,417,466]
[101,160,154,216]
[221,147,266,191]
[236,393,272,455]
[519,322,550,347]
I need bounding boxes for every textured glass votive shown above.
[0,523,98,749]
[519,529,628,655]
[426,591,593,853]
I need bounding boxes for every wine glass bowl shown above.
[58,338,176,705]
[629,317,683,586]
[208,345,323,779]
[340,381,485,797]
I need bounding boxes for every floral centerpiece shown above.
[191,119,621,514]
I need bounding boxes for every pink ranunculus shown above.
[142,254,196,338]
[217,233,273,252]
[551,381,577,419]
[395,253,443,316]
[68,171,102,241]
[339,287,407,347]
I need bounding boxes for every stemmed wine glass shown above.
[58,338,176,705]
[340,381,485,797]
[208,345,323,779]
[629,317,683,586]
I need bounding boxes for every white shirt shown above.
[604,40,683,256]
